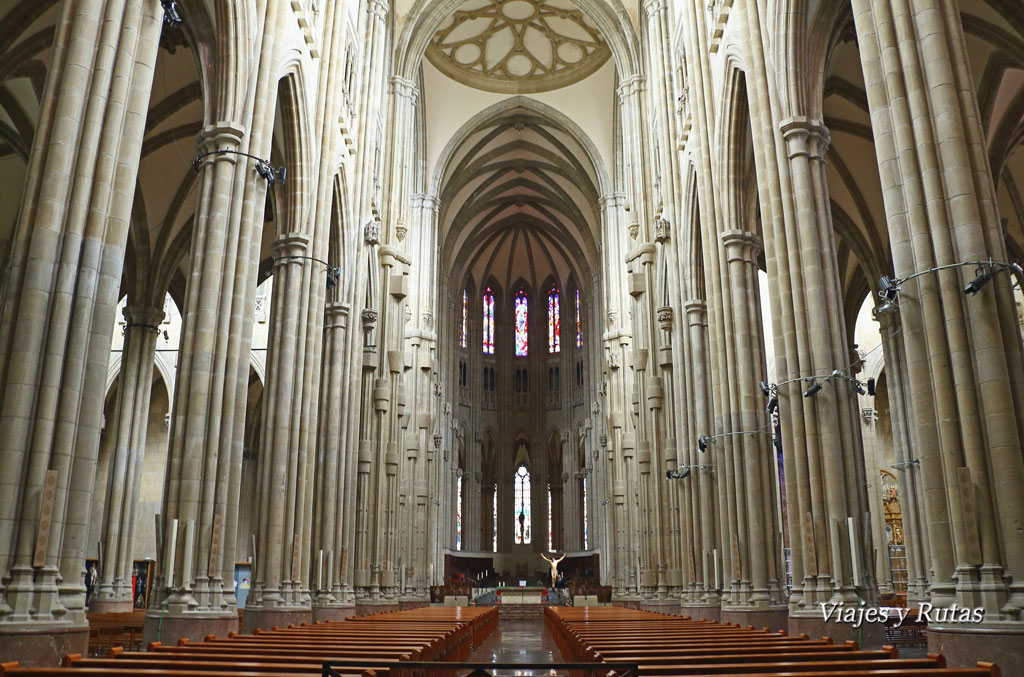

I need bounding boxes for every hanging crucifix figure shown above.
[540,552,566,588]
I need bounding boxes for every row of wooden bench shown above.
[1,606,498,676]
[545,606,1001,677]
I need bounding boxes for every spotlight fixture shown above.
[326,265,341,290]
[192,149,286,186]
[697,435,711,452]
[866,377,876,396]
[766,395,778,414]
[160,0,183,26]
[804,381,823,398]
[255,159,287,186]
[855,381,866,395]
[964,267,994,296]
[665,466,693,480]
[759,380,771,397]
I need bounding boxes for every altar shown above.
[494,586,548,604]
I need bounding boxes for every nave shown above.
[0,605,1004,676]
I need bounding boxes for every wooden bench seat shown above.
[545,606,1002,677]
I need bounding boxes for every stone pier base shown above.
[721,607,789,633]
[142,611,239,646]
[240,607,312,633]
[679,603,721,623]
[788,613,886,648]
[0,624,89,667]
[927,624,1024,674]
[312,605,356,623]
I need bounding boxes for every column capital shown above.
[720,229,762,263]
[390,75,418,101]
[368,0,389,19]
[779,116,830,159]
[195,122,247,168]
[272,232,311,262]
[325,302,350,328]
[616,75,645,100]
[643,0,667,16]
[600,192,625,210]
[123,304,165,332]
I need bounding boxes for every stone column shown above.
[851,0,1024,668]
[0,0,161,665]
[243,234,314,632]
[91,304,165,613]
[717,231,787,628]
[313,302,354,619]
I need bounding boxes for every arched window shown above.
[547,483,554,552]
[514,289,529,356]
[492,483,498,552]
[548,286,560,353]
[456,475,463,550]
[483,287,495,354]
[582,476,589,550]
[575,289,583,348]
[460,289,468,349]
[514,464,531,544]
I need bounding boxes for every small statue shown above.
[540,552,566,588]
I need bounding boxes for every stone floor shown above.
[468,618,565,674]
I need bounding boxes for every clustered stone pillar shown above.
[0,0,161,665]
[716,231,785,624]
[851,0,1024,668]
[313,302,355,618]
[243,234,315,632]
[90,305,165,613]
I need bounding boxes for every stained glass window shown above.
[514,464,531,544]
[575,289,582,348]
[548,286,560,353]
[460,289,468,349]
[492,484,498,552]
[456,475,463,550]
[483,288,495,354]
[547,484,554,552]
[514,289,528,356]
[582,476,589,550]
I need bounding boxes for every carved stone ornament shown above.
[599,433,609,448]
[422,312,433,328]
[433,433,443,449]
[443,402,452,416]
[657,306,673,332]
[434,382,444,397]
[608,352,620,369]
[591,401,600,416]
[654,218,671,243]
[425,0,612,95]
[404,304,412,323]
[361,308,379,326]
[364,220,381,245]
[606,310,617,328]
[560,430,570,443]
[598,380,608,396]
[395,222,408,242]
[628,222,639,240]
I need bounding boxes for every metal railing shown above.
[322,660,639,677]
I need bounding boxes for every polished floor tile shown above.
[468,618,564,674]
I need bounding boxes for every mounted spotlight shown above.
[326,265,341,290]
[759,381,771,397]
[255,159,287,186]
[879,275,899,301]
[866,377,876,396]
[964,267,994,296]
[855,381,866,395]
[697,435,711,452]
[766,395,778,414]
[804,381,823,398]
[160,0,183,26]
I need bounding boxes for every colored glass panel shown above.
[456,475,463,550]
[575,289,582,348]
[460,289,468,349]
[514,290,528,356]
[548,287,560,353]
[483,288,495,354]
[514,464,531,544]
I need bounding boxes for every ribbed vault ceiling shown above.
[440,107,600,294]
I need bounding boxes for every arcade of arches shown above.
[1,0,1024,671]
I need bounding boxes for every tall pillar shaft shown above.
[91,304,164,613]
[0,0,161,665]
[850,1,1024,667]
